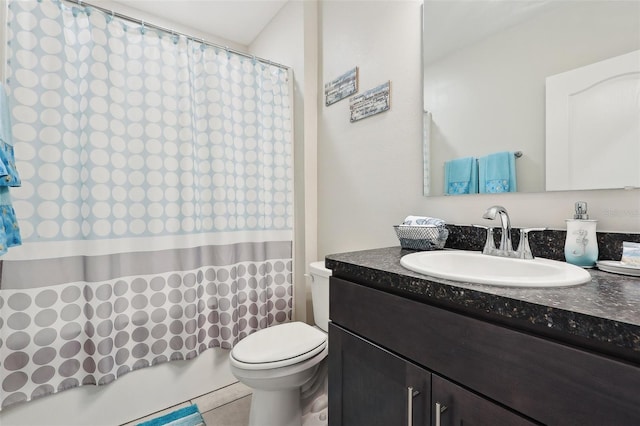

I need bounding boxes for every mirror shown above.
[422,0,640,196]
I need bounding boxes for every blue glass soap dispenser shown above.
[564,201,598,268]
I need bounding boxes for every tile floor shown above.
[122,381,252,426]
[122,362,328,426]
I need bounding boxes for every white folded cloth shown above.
[401,215,446,227]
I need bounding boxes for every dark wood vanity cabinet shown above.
[430,374,535,426]
[328,276,640,425]
[328,324,430,426]
[329,324,534,426]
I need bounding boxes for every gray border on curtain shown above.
[1,241,292,290]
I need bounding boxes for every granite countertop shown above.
[325,246,640,364]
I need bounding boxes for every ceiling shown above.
[110,0,289,46]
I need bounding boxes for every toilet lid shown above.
[231,322,327,366]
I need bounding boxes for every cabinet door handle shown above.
[407,386,415,426]
[435,402,448,426]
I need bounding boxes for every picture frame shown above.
[325,67,359,106]
[349,81,391,122]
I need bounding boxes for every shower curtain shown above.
[0,0,293,410]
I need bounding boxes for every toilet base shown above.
[249,388,301,426]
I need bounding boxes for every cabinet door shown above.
[329,323,431,426]
[432,375,537,426]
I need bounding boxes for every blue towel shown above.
[478,151,517,193]
[444,156,478,195]
[0,187,21,254]
[0,84,22,254]
[137,405,205,426]
[0,84,20,187]
[0,83,13,147]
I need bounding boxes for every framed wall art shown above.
[350,81,390,122]
[325,67,358,106]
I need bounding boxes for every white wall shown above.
[249,0,318,323]
[318,0,425,257]
[317,0,640,260]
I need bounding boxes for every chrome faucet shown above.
[483,205,513,254]
[479,206,546,259]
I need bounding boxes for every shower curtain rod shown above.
[62,0,290,71]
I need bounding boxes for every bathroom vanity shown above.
[326,247,640,425]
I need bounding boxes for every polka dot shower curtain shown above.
[0,0,293,410]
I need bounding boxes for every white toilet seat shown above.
[231,340,327,370]
[230,322,328,370]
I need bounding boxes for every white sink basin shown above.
[400,250,592,288]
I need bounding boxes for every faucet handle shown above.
[516,228,546,259]
[473,224,496,255]
[521,227,547,232]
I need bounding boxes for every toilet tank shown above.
[308,261,331,332]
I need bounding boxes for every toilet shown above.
[229,261,331,426]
